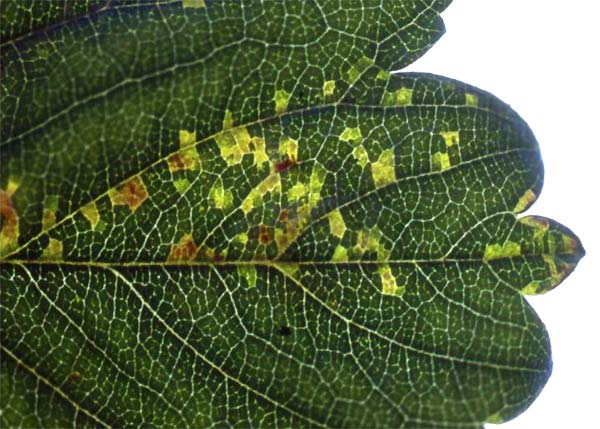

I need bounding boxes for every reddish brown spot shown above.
[109,177,149,211]
[69,371,82,383]
[0,189,19,250]
[274,157,296,173]
[168,233,198,261]
[197,245,225,262]
[259,224,272,245]
[278,209,289,223]
[167,153,186,171]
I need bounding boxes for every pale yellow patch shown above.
[514,189,537,213]
[237,266,257,288]
[278,137,298,161]
[484,241,521,261]
[485,413,504,424]
[288,183,307,202]
[81,202,100,229]
[352,145,369,167]
[223,110,234,129]
[378,264,404,296]
[215,127,268,167]
[432,152,451,171]
[382,88,412,106]
[241,174,281,214]
[278,262,300,279]
[345,56,373,83]
[376,70,390,81]
[309,163,327,207]
[521,282,541,295]
[328,209,346,239]
[42,195,59,231]
[465,93,479,106]
[339,127,362,143]
[209,179,233,210]
[173,178,192,195]
[332,245,348,262]
[371,149,396,188]
[323,80,336,97]
[41,238,63,260]
[441,131,459,147]
[274,89,291,114]
[182,0,205,8]
[179,129,196,148]
[234,232,249,245]
[5,176,20,195]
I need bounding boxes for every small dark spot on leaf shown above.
[278,325,292,336]
[69,371,82,383]
[274,157,296,173]
[259,224,271,245]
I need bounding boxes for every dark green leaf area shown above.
[1,0,449,246]
[1,260,550,428]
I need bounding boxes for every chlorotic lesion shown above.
[41,195,59,231]
[327,209,346,239]
[41,238,63,260]
[182,0,205,8]
[344,56,374,84]
[432,151,451,171]
[381,87,413,106]
[0,182,20,256]
[237,265,257,288]
[371,149,396,189]
[323,80,336,97]
[339,127,362,144]
[378,264,405,297]
[274,89,291,114]
[215,126,268,167]
[81,201,101,230]
[483,241,521,261]
[108,176,149,212]
[167,233,198,261]
[514,188,537,213]
[209,179,234,210]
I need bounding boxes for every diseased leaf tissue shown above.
[0,1,584,428]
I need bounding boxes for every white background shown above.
[404,1,599,427]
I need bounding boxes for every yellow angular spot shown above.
[309,163,327,207]
[223,110,234,129]
[81,202,100,229]
[465,93,478,106]
[173,178,191,195]
[345,56,373,84]
[274,204,312,256]
[432,152,451,171]
[234,232,249,245]
[371,149,396,188]
[0,188,20,255]
[332,245,348,262]
[182,0,205,8]
[42,195,59,231]
[41,238,63,260]
[484,241,521,261]
[274,89,291,114]
[376,70,390,80]
[382,88,412,106]
[278,262,300,279]
[328,209,346,239]
[288,183,307,202]
[215,127,268,167]
[514,189,537,213]
[209,179,233,210]
[352,145,369,167]
[241,174,281,214]
[278,137,298,161]
[441,131,459,147]
[378,264,404,296]
[521,281,541,295]
[5,176,21,195]
[179,130,196,148]
[339,127,362,143]
[485,413,504,424]
[323,80,336,97]
[237,266,257,288]
[108,177,149,212]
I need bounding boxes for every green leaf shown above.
[0,1,584,428]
